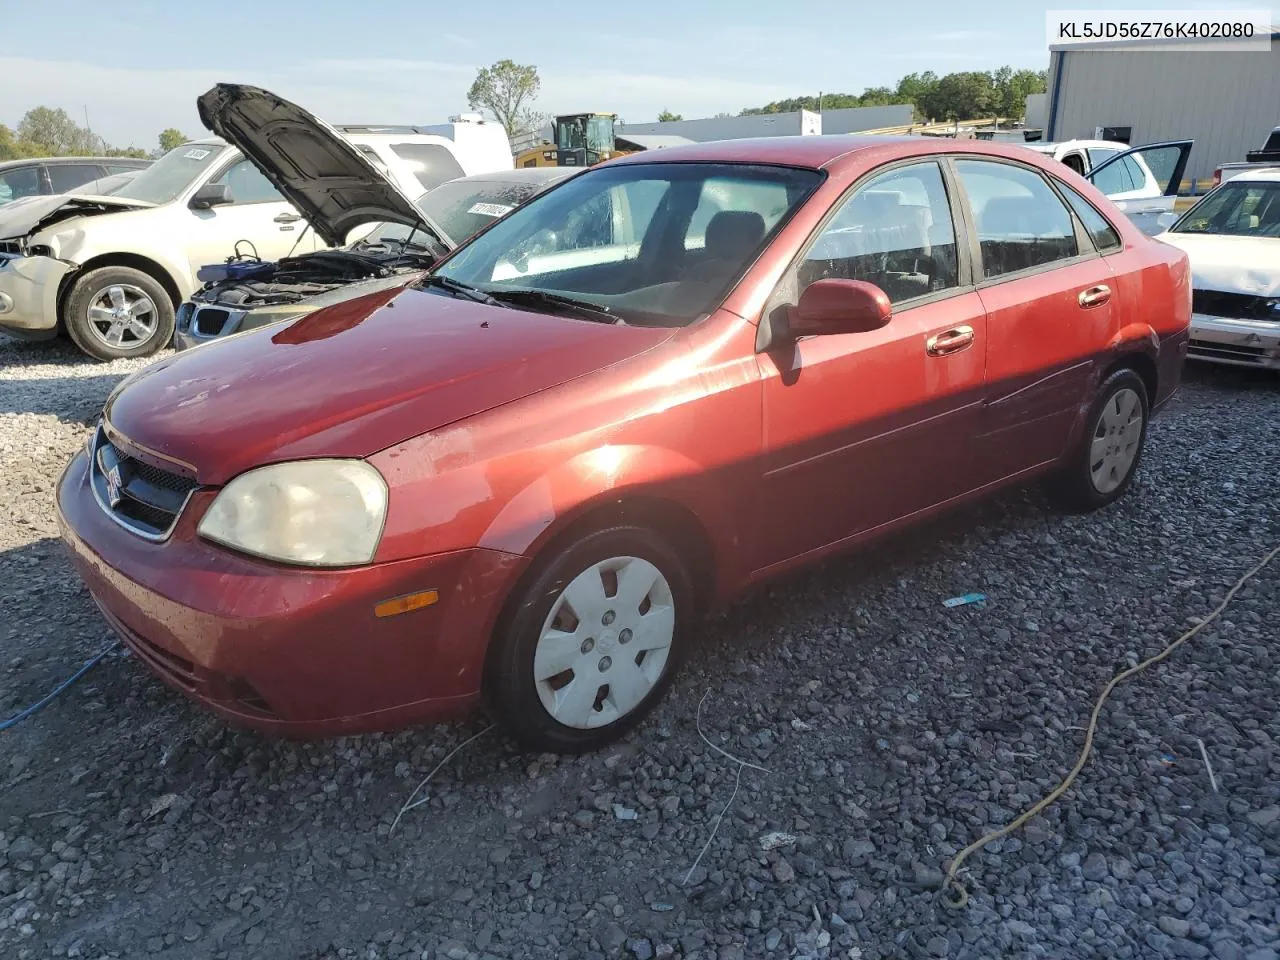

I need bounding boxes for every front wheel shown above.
[1047,368,1150,512]
[485,526,694,753]
[64,266,174,360]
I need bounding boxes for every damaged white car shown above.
[1157,169,1280,370]
[0,85,512,360]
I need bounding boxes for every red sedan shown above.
[57,100,1190,753]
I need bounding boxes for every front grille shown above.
[1192,290,1280,323]
[90,426,198,540]
[193,307,231,337]
[1188,339,1267,364]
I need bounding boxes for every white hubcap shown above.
[534,556,675,729]
[1089,387,1143,494]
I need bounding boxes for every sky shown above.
[3,0,1277,150]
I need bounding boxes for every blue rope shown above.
[0,641,121,732]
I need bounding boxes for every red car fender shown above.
[477,443,735,567]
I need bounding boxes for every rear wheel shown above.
[64,266,174,360]
[485,525,693,753]
[1048,368,1149,512]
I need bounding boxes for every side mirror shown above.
[1155,211,1179,231]
[791,279,892,339]
[191,183,232,209]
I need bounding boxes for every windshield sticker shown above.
[183,148,212,160]
[468,202,514,218]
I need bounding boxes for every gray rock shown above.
[1159,916,1192,939]
[1082,853,1109,881]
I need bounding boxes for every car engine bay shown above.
[192,246,437,308]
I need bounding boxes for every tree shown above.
[992,68,1047,119]
[657,109,682,122]
[467,59,542,143]
[0,124,39,161]
[158,128,187,153]
[918,71,995,122]
[17,106,95,155]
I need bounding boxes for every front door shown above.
[950,157,1117,484]
[1087,140,1193,236]
[183,156,325,278]
[753,160,987,572]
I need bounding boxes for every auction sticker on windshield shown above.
[468,202,514,218]
[183,148,212,160]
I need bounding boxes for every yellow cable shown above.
[939,544,1280,910]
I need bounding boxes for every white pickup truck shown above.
[1212,127,1280,186]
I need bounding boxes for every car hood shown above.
[105,285,675,486]
[196,83,447,250]
[1156,231,1280,296]
[0,193,154,241]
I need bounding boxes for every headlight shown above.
[197,459,387,567]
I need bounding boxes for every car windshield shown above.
[369,176,564,248]
[113,143,226,205]
[1174,181,1280,237]
[433,161,824,325]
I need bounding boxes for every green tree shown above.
[657,109,682,122]
[0,124,39,161]
[467,59,542,143]
[158,128,187,153]
[17,106,95,155]
[919,71,995,122]
[107,146,150,159]
[992,67,1047,119]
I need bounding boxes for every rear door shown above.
[951,157,1117,485]
[1087,140,1192,235]
[46,163,109,194]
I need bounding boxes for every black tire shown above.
[1047,367,1150,513]
[64,266,174,360]
[485,525,694,754]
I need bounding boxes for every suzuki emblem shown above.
[106,464,123,508]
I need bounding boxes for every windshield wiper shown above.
[486,288,622,324]
[419,274,499,305]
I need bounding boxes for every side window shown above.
[209,159,284,204]
[0,165,43,205]
[954,159,1079,279]
[1060,153,1086,175]
[799,161,959,305]
[1089,155,1142,195]
[389,143,466,191]
[47,164,106,193]
[106,164,141,175]
[1057,182,1122,252]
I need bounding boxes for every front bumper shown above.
[173,300,312,352]
[56,448,527,736]
[1188,313,1280,370]
[0,253,73,335]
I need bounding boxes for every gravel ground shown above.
[1,332,1278,960]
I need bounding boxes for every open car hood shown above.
[196,83,448,249]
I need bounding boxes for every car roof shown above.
[604,134,1087,171]
[0,155,152,170]
[1221,168,1280,183]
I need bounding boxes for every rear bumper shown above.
[0,254,71,334]
[1188,313,1280,370]
[56,448,527,737]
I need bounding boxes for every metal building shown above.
[1044,28,1280,182]
[616,104,912,143]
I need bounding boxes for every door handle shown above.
[274,212,302,223]
[925,325,975,357]
[1078,284,1112,308]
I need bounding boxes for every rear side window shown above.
[954,159,1079,279]
[389,143,466,191]
[47,163,106,193]
[0,165,43,205]
[1057,182,1122,252]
